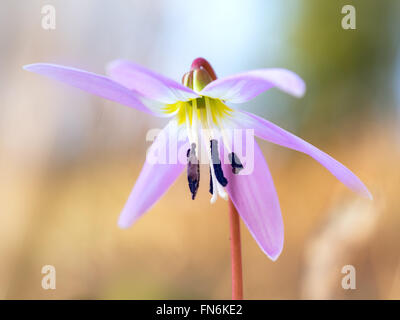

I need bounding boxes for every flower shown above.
[23,58,372,261]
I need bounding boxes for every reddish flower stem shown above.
[228,199,243,300]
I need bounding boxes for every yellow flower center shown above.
[163,96,232,126]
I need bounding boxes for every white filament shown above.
[185,105,194,145]
[204,97,228,202]
[191,99,199,157]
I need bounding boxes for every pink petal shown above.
[200,68,306,103]
[23,63,157,115]
[118,121,187,228]
[106,59,199,103]
[235,110,372,199]
[221,139,284,261]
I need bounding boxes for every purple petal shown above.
[23,63,157,115]
[106,59,199,103]
[235,110,372,199]
[200,68,306,103]
[221,139,284,261]
[118,120,187,228]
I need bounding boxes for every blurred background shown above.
[0,0,399,299]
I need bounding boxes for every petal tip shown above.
[22,63,39,71]
[117,215,133,229]
[263,245,283,262]
[289,76,306,98]
[22,63,58,74]
[353,180,373,200]
[277,69,306,98]
[363,189,373,201]
[294,83,306,98]
[105,59,124,75]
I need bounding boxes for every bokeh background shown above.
[1,0,399,299]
